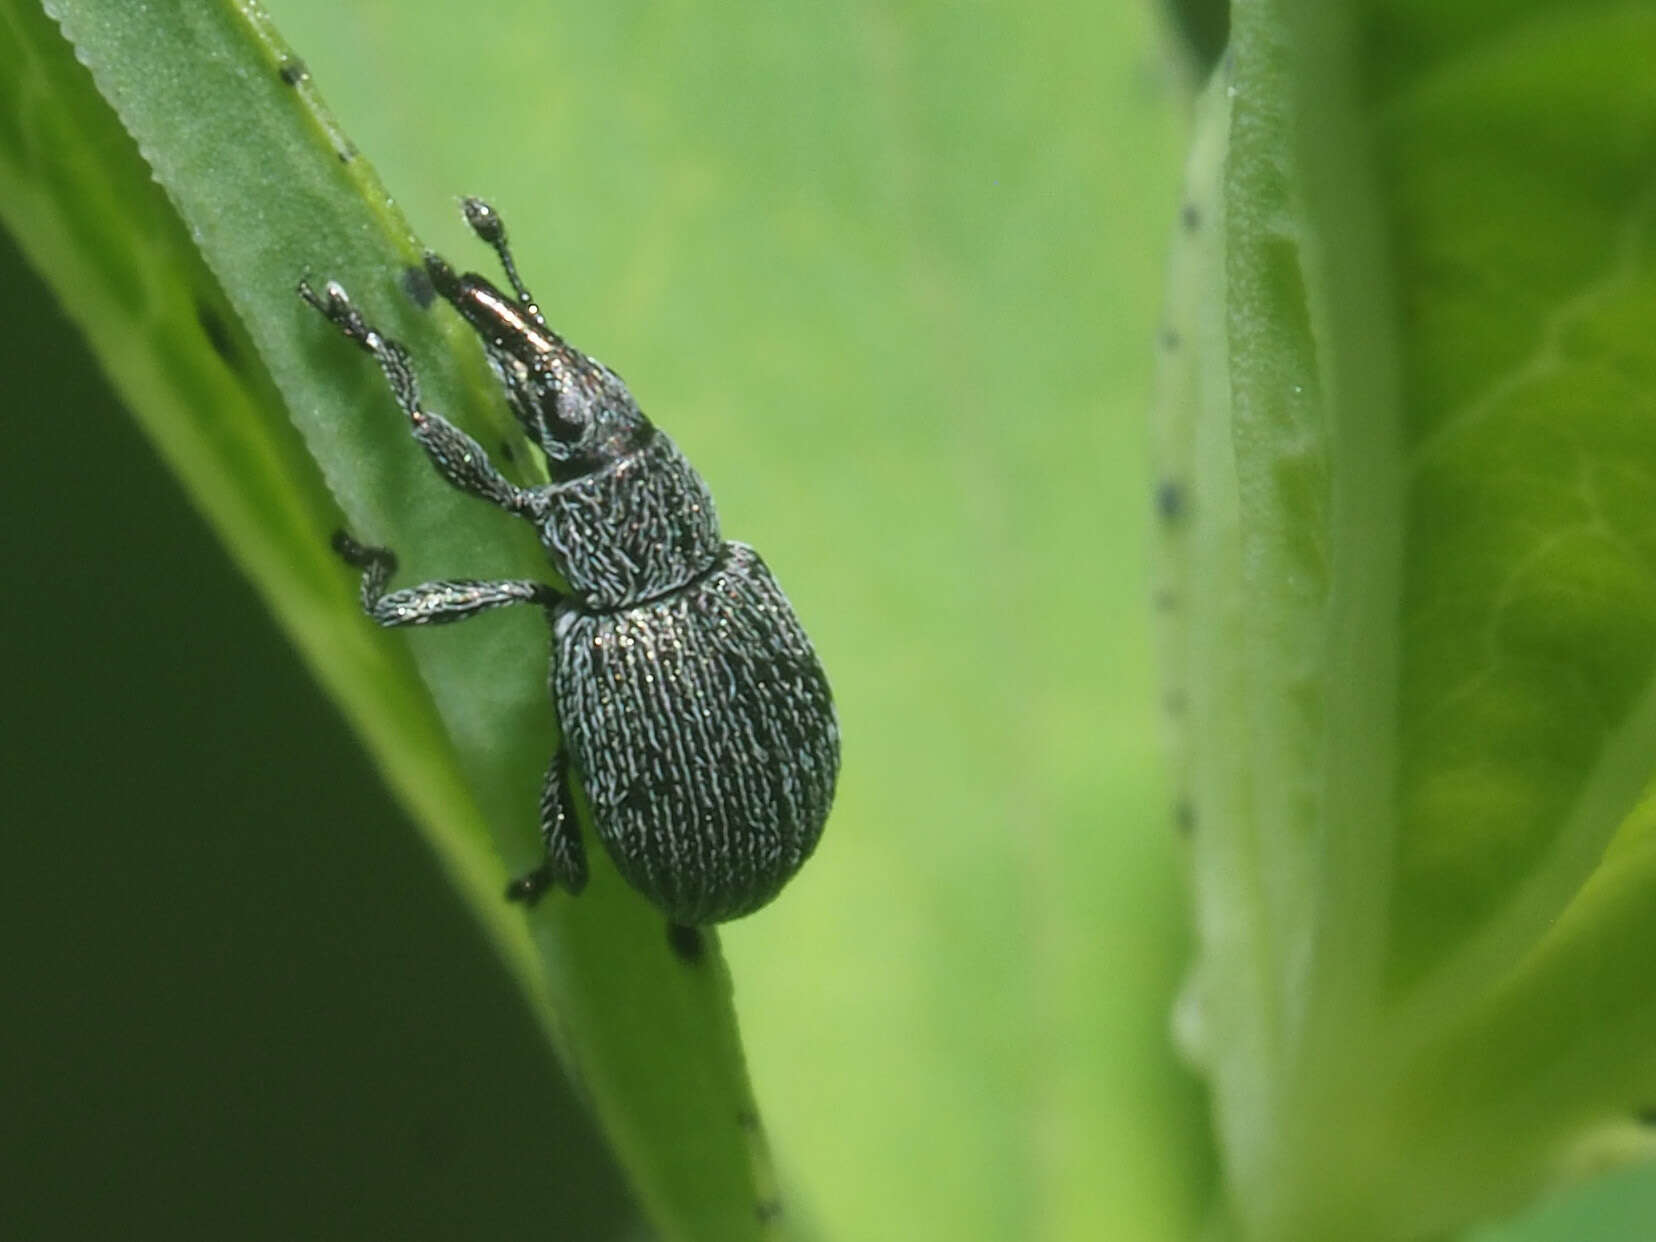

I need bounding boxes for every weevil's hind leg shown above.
[297,278,532,516]
[459,198,543,322]
[665,922,706,963]
[333,531,559,627]
[507,748,588,905]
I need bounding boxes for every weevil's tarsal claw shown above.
[298,277,385,353]
[330,528,363,561]
[666,922,706,962]
[331,529,394,572]
[505,864,556,906]
[296,276,346,318]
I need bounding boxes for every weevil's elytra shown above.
[298,198,839,926]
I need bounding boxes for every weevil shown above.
[299,199,839,926]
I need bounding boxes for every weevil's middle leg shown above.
[506,748,588,905]
[333,531,558,627]
[297,278,532,516]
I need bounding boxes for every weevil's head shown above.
[425,252,650,480]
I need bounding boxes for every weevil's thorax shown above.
[536,427,723,610]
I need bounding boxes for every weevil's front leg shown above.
[298,278,530,516]
[506,748,588,905]
[334,532,559,627]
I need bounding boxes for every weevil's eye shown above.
[535,382,589,447]
[524,363,650,476]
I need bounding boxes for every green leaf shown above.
[1163,2,1656,1238]
[1384,1,1656,994]
[3,1,774,1237]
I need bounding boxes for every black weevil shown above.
[299,199,839,926]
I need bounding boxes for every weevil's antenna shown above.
[461,197,545,326]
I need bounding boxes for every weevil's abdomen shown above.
[554,543,839,924]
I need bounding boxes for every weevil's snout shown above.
[425,251,646,472]
[423,253,554,361]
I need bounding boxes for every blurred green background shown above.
[8,1,1656,1239]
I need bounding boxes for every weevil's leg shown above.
[459,198,543,322]
[334,531,560,627]
[666,922,706,962]
[297,278,532,516]
[506,748,588,904]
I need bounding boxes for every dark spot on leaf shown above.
[1164,688,1188,717]
[1639,1107,1656,1126]
[666,921,704,963]
[755,1198,783,1223]
[337,144,356,164]
[1164,0,1229,77]
[197,302,238,369]
[1175,800,1195,836]
[278,57,308,86]
[402,264,436,309]
[1152,587,1178,613]
[1156,479,1186,523]
[1181,202,1201,232]
[498,440,516,463]
[735,1107,760,1132]
[1161,326,1182,351]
